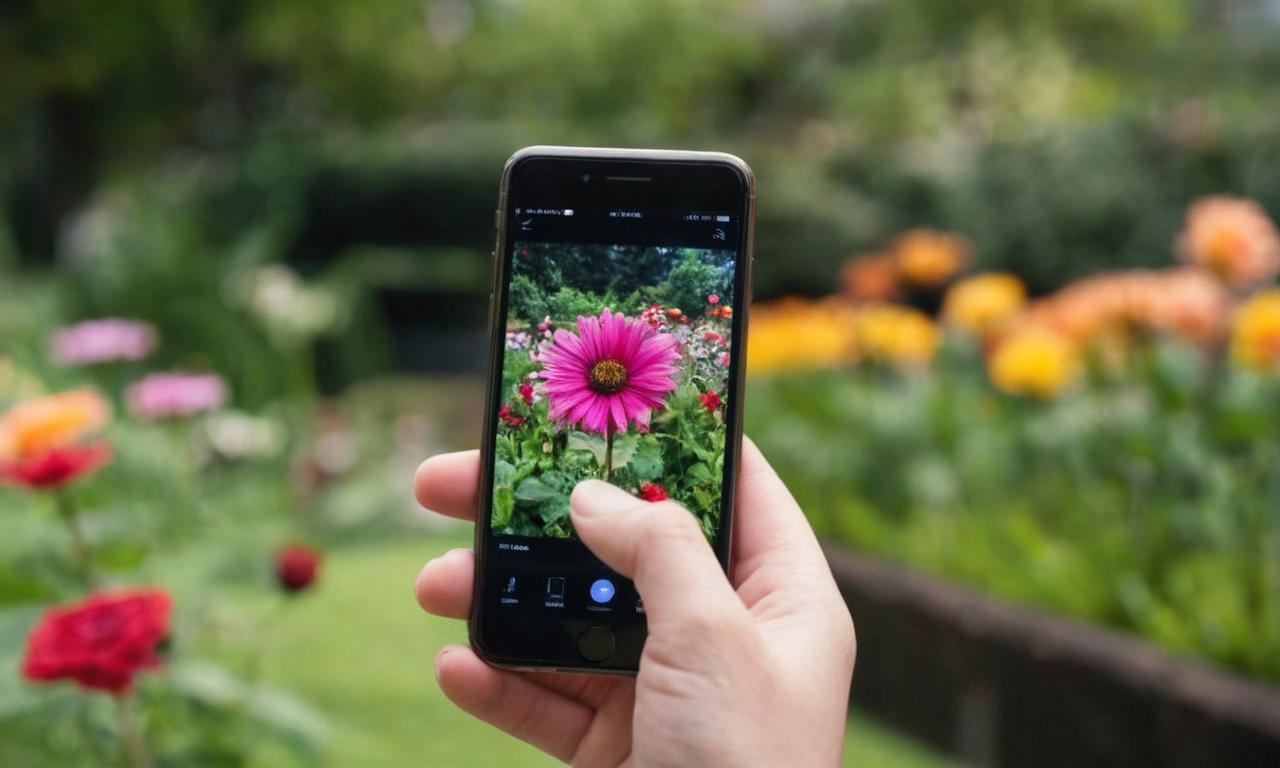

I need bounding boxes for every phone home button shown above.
[577,626,615,663]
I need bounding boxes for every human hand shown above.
[414,437,856,767]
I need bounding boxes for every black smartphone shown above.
[470,146,754,673]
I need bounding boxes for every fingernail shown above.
[571,480,637,518]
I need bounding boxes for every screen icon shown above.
[589,579,616,604]
[712,228,726,241]
[519,218,533,232]
[546,577,566,600]
[503,576,518,595]
[716,215,730,222]
[563,209,574,216]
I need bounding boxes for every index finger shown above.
[414,450,481,521]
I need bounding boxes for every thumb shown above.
[570,480,744,631]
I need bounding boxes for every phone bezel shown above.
[470,146,755,674]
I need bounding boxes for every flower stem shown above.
[55,489,96,587]
[116,692,153,768]
[604,425,614,482]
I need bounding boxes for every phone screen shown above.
[474,152,752,670]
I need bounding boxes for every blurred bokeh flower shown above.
[988,327,1078,399]
[22,589,171,694]
[1230,289,1280,372]
[0,389,112,488]
[199,410,286,462]
[854,304,939,368]
[839,254,899,303]
[50,318,157,365]
[126,372,227,419]
[892,229,971,288]
[240,264,340,345]
[747,298,859,373]
[275,545,322,593]
[1026,269,1229,347]
[942,273,1027,336]
[1176,196,1280,288]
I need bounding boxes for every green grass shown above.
[252,534,951,767]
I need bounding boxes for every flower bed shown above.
[747,197,1280,685]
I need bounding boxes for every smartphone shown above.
[471,146,754,674]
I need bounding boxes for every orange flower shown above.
[988,327,1078,399]
[1024,269,1229,347]
[892,229,971,288]
[943,273,1026,336]
[0,389,111,489]
[1176,196,1280,288]
[0,389,110,461]
[840,254,899,303]
[1231,290,1280,372]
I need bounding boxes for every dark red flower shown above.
[518,382,535,405]
[638,482,668,502]
[275,545,322,593]
[22,589,171,694]
[0,442,112,489]
[498,404,524,426]
[699,390,721,412]
[707,294,720,305]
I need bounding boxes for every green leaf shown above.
[537,496,571,525]
[687,462,713,484]
[515,477,562,503]
[493,459,516,489]
[568,431,607,465]
[628,439,665,481]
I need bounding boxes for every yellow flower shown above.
[1231,290,1280,372]
[854,304,939,368]
[892,229,971,288]
[988,328,1077,399]
[942,273,1026,336]
[1176,196,1280,288]
[747,298,860,374]
[0,389,111,461]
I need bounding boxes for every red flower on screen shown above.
[699,390,722,412]
[498,404,524,427]
[638,482,668,502]
[22,589,171,694]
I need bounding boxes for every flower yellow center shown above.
[588,358,628,394]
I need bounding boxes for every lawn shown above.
[252,532,951,767]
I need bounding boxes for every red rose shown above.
[0,442,112,489]
[638,482,668,502]
[699,390,722,412]
[518,382,535,406]
[275,545,322,593]
[22,589,171,694]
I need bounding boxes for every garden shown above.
[4,0,1280,766]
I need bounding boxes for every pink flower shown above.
[51,319,157,365]
[716,351,731,367]
[540,309,679,434]
[699,390,722,412]
[707,294,720,305]
[703,330,725,344]
[538,316,552,332]
[126,373,227,419]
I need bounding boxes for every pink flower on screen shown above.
[126,373,228,419]
[540,309,680,435]
[51,319,158,365]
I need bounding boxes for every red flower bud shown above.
[699,390,722,412]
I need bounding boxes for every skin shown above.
[414,437,856,767]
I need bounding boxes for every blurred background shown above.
[2,1,1279,766]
